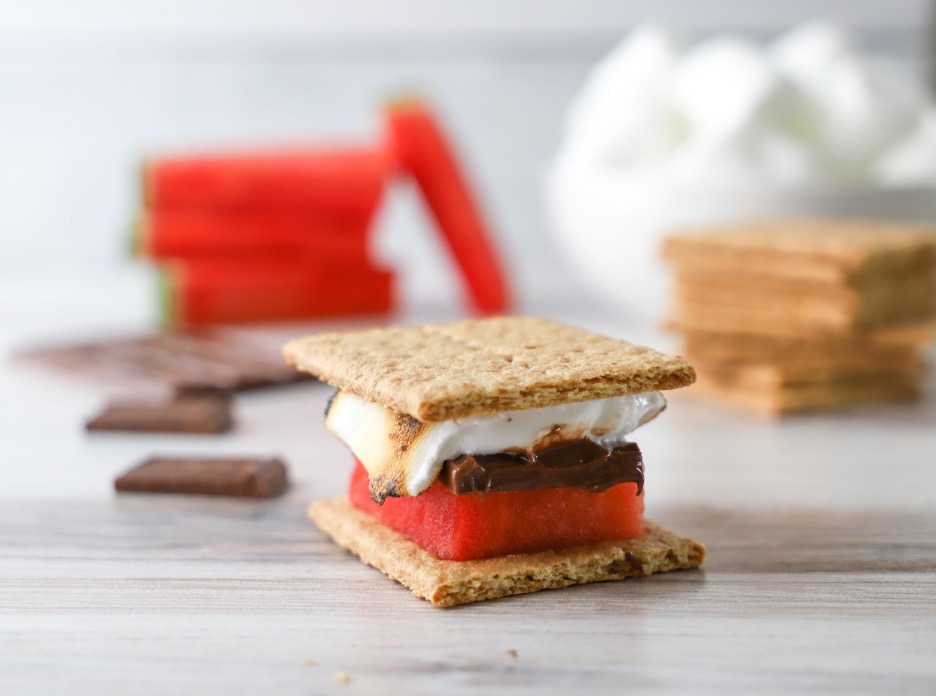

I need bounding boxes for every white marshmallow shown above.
[562,25,681,168]
[554,21,936,187]
[876,109,936,186]
[771,23,925,179]
[670,38,794,138]
[770,21,855,88]
[811,58,924,178]
[668,122,816,187]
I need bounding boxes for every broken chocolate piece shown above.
[440,439,644,496]
[18,331,316,394]
[86,394,232,434]
[115,456,289,497]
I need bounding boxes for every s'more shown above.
[284,316,704,606]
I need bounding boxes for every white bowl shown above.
[545,165,936,325]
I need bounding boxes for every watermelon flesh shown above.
[384,100,511,314]
[348,458,644,561]
[144,148,387,215]
[161,259,394,327]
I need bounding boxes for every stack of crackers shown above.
[662,220,936,415]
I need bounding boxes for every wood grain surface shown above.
[2,495,934,695]
[2,305,935,695]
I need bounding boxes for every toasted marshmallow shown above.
[326,390,666,502]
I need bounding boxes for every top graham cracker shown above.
[662,219,936,283]
[283,316,695,421]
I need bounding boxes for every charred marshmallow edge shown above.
[325,390,666,497]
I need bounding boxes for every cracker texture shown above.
[686,375,922,416]
[662,219,935,415]
[686,356,926,388]
[668,303,936,338]
[284,316,695,421]
[680,328,931,364]
[675,273,936,330]
[309,497,705,607]
[662,219,936,280]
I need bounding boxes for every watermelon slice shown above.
[385,100,511,314]
[144,147,387,216]
[348,458,644,561]
[136,209,371,261]
[161,259,395,327]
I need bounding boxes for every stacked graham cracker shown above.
[662,220,936,415]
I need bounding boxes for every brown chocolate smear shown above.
[440,439,643,496]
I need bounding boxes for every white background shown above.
[0,0,932,310]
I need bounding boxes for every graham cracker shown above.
[668,302,936,336]
[662,219,936,284]
[680,329,931,365]
[675,274,936,329]
[675,265,936,295]
[309,497,705,607]
[284,317,695,421]
[688,357,925,390]
[685,350,926,374]
[684,346,924,371]
[688,373,922,415]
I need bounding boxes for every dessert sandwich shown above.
[284,316,704,606]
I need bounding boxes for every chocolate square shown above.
[115,457,289,498]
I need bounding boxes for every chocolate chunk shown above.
[440,440,643,496]
[174,370,314,396]
[86,394,233,434]
[115,457,289,498]
[18,331,315,394]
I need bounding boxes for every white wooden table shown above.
[1,273,935,695]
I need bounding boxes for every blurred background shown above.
[1,0,933,329]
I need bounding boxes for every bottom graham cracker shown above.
[309,497,705,607]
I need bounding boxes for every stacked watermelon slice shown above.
[136,101,510,327]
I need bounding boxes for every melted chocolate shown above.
[440,439,643,496]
